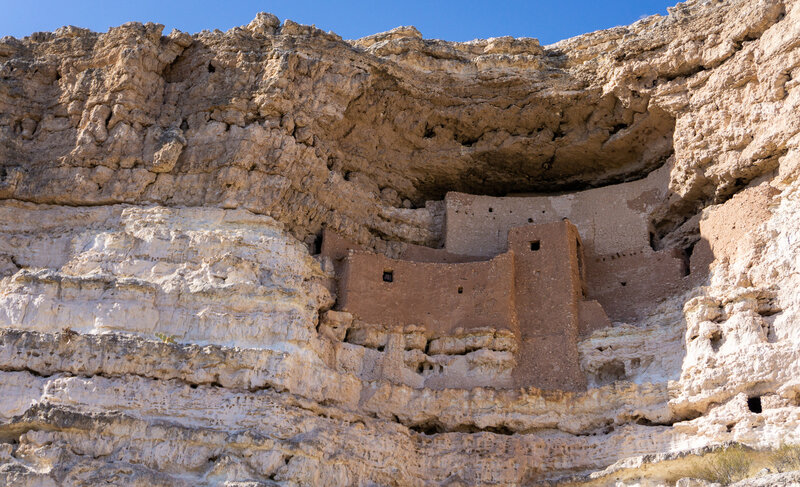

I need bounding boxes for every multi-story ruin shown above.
[322,166,699,391]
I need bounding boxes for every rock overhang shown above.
[1,0,799,483]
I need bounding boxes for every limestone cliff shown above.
[2,0,800,485]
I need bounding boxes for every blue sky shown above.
[1,1,677,45]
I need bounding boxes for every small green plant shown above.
[689,444,754,485]
[768,443,800,473]
[155,332,177,344]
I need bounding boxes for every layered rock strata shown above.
[2,0,800,484]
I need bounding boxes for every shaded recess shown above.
[321,67,676,203]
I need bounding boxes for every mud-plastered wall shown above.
[338,251,516,335]
[443,164,692,322]
[443,163,671,258]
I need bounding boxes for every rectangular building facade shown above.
[331,221,594,391]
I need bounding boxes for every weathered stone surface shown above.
[2,0,800,484]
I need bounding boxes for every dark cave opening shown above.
[747,396,762,414]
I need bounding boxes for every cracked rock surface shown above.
[2,0,800,484]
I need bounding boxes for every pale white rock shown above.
[1,0,800,484]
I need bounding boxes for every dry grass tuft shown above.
[768,443,800,473]
[686,444,754,485]
[155,332,177,344]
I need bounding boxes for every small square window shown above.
[457,286,463,294]
[382,270,394,282]
[530,240,540,251]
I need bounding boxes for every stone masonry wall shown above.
[3,0,800,483]
[338,251,517,336]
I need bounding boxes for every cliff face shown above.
[2,0,800,484]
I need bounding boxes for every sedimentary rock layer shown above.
[2,0,800,484]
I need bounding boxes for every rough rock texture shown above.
[3,0,800,484]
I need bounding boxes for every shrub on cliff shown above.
[768,443,800,473]
[689,444,754,485]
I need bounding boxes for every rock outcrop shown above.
[2,0,800,484]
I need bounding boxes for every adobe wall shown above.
[508,222,587,391]
[332,221,605,391]
[578,300,612,337]
[320,229,363,263]
[697,182,780,268]
[320,228,482,264]
[334,222,587,338]
[674,182,779,292]
[442,164,692,323]
[584,249,686,323]
[337,251,518,336]
[398,243,484,263]
[443,163,670,258]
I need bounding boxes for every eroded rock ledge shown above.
[2,0,800,484]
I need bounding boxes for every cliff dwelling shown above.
[320,163,703,391]
[4,1,800,484]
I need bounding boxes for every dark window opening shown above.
[747,396,762,413]
[620,281,627,287]
[457,286,463,294]
[530,240,540,251]
[382,271,394,283]
[312,232,323,255]
[488,207,493,213]
[527,218,533,223]
[681,241,697,277]
[576,238,586,297]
